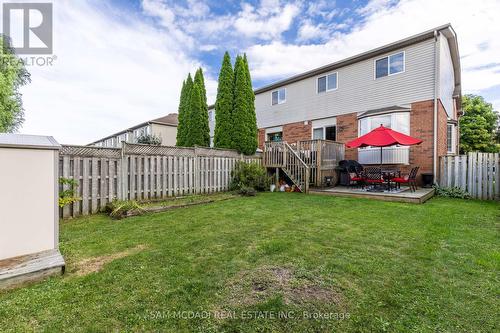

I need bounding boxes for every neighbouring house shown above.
[90,113,178,147]
[209,24,461,183]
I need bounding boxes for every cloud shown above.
[245,0,500,98]
[233,1,300,40]
[17,0,205,144]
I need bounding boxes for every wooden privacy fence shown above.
[59,143,262,218]
[440,152,499,200]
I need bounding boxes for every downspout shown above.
[433,30,439,183]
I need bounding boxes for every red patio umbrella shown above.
[346,125,422,166]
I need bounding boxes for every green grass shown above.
[0,194,498,332]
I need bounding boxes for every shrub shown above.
[136,134,162,145]
[105,200,145,219]
[433,185,471,199]
[238,186,257,196]
[229,161,270,192]
[59,177,81,207]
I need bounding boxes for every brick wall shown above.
[282,121,311,144]
[258,129,265,150]
[337,112,358,160]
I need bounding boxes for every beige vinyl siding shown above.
[438,34,455,118]
[151,123,177,146]
[255,39,436,128]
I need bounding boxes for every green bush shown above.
[136,134,162,145]
[105,200,145,219]
[229,161,270,192]
[433,185,471,199]
[59,177,81,208]
[238,186,257,196]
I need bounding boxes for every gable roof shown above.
[89,113,178,145]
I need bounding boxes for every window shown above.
[313,126,337,141]
[447,124,456,154]
[272,88,286,105]
[208,110,214,122]
[267,132,282,142]
[375,52,404,78]
[317,72,338,93]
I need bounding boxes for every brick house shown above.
[210,24,461,183]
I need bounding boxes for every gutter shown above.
[433,30,439,183]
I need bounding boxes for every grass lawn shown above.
[0,193,498,332]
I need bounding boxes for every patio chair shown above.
[364,167,384,187]
[348,166,365,188]
[392,166,420,192]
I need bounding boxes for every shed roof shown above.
[0,134,61,150]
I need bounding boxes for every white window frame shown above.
[374,51,405,79]
[447,123,456,154]
[271,88,286,105]
[312,125,337,141]
[316,72,338,94]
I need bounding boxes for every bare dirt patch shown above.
[224,265,344,308]
[71,244,147,276]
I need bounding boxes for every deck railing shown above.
[264,141,309,192]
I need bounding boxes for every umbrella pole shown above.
[380,147,383,167]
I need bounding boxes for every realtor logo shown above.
[2,3,53,54]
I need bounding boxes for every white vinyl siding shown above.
[254,39,435,129]
[439,34,455,118]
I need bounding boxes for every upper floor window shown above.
[208,110,214,122]
[272,88,286,105]
[317,72,338,93]
[375,51,404,79]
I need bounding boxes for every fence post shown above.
[194,147,200,194]
[119,143,128,200]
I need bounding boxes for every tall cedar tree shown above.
[242,54,258,154]
[176,74,193,146]
[232,55,252,154]
[186,81,210,147]
[192,68,210,146]
[175,80,186,146]
[214,52,235,148]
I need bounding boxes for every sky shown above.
[3,0,500,144]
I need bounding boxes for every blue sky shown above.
[8,0,500,144]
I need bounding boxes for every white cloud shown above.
[17,0,207,144]
[246,0,500,98]
[297,20,329,42]
[233,1,300,40]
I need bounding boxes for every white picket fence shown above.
[440,152,499,200]
[59,143,261,218]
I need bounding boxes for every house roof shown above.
[0,133,60,150]
[254,24,460,95]
[358,106,411,119]
[89,113,178,145]
[207,24,461,111]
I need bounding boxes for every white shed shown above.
[0,134,65,288]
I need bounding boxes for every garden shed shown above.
[0,134,65,288]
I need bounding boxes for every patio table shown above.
[382,170,400,191]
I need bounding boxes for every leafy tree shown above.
[186,82,210,147]
[176,73,193,146]
[459,94,499,153]
[0,35,30,132]
[232,55,257,155]
[214,51,234,149]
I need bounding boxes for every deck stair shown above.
[263,141,310,193]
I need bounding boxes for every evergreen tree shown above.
[214,52,235,149]
[176,74,193,146]
[186,82,210,147]
[175,80,187,146]
[460,94,499,153]
[194,68,207,110]
[242,54,258,154]
[232,55,250,153]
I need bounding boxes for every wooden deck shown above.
[310,186,435,204]
[0,249,65,289]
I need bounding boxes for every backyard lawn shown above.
[0,193,498,332]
